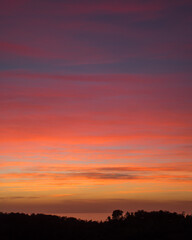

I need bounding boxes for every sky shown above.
[0,0,192,217]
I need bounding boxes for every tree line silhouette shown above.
[0,210,192,239]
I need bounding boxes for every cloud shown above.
[0,196,40,200]
[1,0,191,68]
[1,161,192,185]
[0,41,49,58]
[0,198,192,215]
[30,0,191,16]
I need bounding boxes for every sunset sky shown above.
[0,0,192,216]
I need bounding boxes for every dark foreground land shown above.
[0,210,192,240]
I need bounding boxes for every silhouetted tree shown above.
[112,209,123,220]
[0,210,192,240]
[124,211,131,218]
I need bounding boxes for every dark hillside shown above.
[0,210,192,240]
